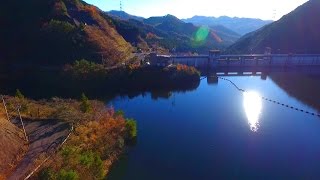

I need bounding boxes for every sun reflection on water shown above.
[243,91,262,132]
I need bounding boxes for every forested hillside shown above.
[227,0,320,54]
[0,0,132,66]
[107,13,238,54]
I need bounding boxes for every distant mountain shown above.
[227,0,320,54]
[107,10,144,21]
[209,25,240,43]
[183,16,273,35]
[143,15,240,48]
[143,15,200,38]
[210,25,240,37]
[0,0,132,66]
[106,13,240,53]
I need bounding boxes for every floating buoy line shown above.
[202,76,320,118]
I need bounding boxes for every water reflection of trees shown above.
[207,76,218,85]
[151,91,173,100]
[0,70,200,101]
[269,72,320,111]
[125,81,200,101]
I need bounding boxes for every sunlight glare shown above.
[243,91,262,132]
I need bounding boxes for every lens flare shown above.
[193,26,209,45]
[243,91,262,132]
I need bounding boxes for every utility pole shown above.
[272,9,277,20]
[17,105,28,143]
[1,95,10,121]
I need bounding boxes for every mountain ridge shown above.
[107,10,145,21]
[183,15,273,35]
[107,12,241,53]
[227,0,320,54]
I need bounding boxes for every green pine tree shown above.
[80,93,91,113]
[15,89,24,99]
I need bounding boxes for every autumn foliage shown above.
[146,32,160,40]
[82,6,98,16]
[164,64,200,81]
[51,0,68,17]
[2,94,137,179]
[0,0,132,66]
[38,106,135,179]
[176,64,199,75]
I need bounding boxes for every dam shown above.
[149,51,320,68]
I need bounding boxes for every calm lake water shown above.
[108,71,320,179]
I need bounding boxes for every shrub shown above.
[65,59,106,79]
[73,60,102,73]
[39,168,56,180]
[80,93,91,113]
[79,151,104,179]
[14,89,30,113]
[114,110,125,117]
[15,89,24,99]
[126,118,137,140]
[44,20,76,34]
[58,146,105,179]
[61,146,77,158]
[57,169,79,180]
[91,156,104,179]
[79,151,95,167]
[117,137,125,149]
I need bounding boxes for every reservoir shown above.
[108,71,320,179]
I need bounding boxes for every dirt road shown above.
[8,119,70,180]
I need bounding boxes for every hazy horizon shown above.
[84,0,308,20]
[107,11,276,21]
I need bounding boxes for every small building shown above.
[209,50,221,59]
[265,47,272,55]
[148,53,172,67]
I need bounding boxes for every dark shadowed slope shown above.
[269,72,320,112]
[0,0,132,66]
[227,0,320,54]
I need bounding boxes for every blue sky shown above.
[83,0,308,20]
